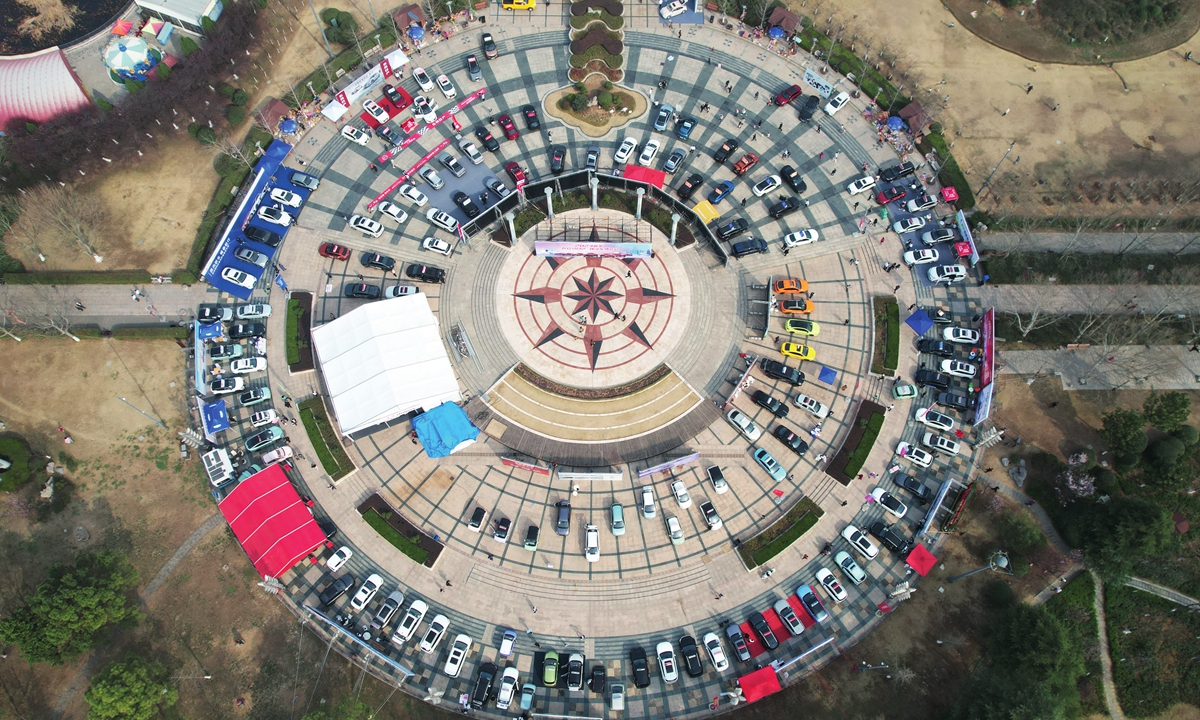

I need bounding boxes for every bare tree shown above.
[214,133,258,170]
[0,195,45,263]
[18,185,107,263]
[25,286,81,342]
[0,286,28,342]
[1002,274,1065,337]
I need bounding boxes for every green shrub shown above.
[603,80,613,89]
[200,15,216,35]
[180,36,199,56]
[570,93,590,111]
[0,436,34,492]
[298,397,354,480]
[155,62,171,80]
[597,90,613,109]
[1145,436,1185,468]
[95,97,113,111]
[361,509,430,565]
[1092,467,1118,494]
[196,126,216,144]
[225,105,245,125]
[884,301,899,370]
[843,412,886,478]
[187,123,201,138]
[574,81,586,92]
[924,132,976,210]
[216,82,236,98]
[1001,512,1047,558]
[231,89,248,107]
[983,579,1016,609]
[213,154,243,177]
[123,79,144,94]
[285,298,306,365]
[320,6,339,22]
[3,270,152,285]
[736,497,825,567]
[1172,424,1199,446]
[335,10,355,28]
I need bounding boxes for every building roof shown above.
[0,47,91,131]
[218,464,327,579]
[391,3,428,27]
[768,7,801,33]
[135,0,219,23]
[898,102,932,133]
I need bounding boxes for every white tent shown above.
[311,295,461,436]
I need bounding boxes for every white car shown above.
[940,359,977,378]
[377,201,409,224]
[774,598,805,636]
[499,628,517,657]
[726,409,762,442]
[261,446,292,465]
[928,264,968,284]
[815,568,848,602]
[426,207,459,233]
[846,175,876,195]
[784,229,819,247]
[943,326,981,345]
[444,634,472,677]
[208,376,245,395]
[614,137,638,163]
[702,632,729,672]
[903,248,938,266]
[270,188,302,208]
[641,486,657,518]
[435,74,456,99]
[419,613,450,653]
[659,0,687,18]
[350,573,382,611]
[236,303,271,320]
[893,216,928,233]
[230,357,266,374]
[907,195,938,212]
[412,67,434,92]
[458,140,483,165]
[363,99,389,123]
[249,408,277,427]
[835,551,867,585]
[392,600,428,644]
[412,95,438,123]
[341,125,370,145]
[793,393,830,418]
[495,666,520,710]
[922,431,961,456]
[385,284,420,298]
[326,546,353,572]
[258,205,293,226]
[871,487,909,519]
[824,91,850,116]
[666,515,685,545]
[221,267,256,289]
[349,214,383,238]
[670,480,692,509]
[423,237,453,256]
[841,524,878,560]
[397,184,428,207]
[657,641,679,683]
[897,441,934,468]
[915,407,956,432]
[752,175,781,197]
[585,524,600,562]
[638,139,661,167]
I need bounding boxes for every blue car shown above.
[708,180,735,204]
[676,116,697,140]
[753,448,787,482]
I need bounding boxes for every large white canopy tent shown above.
[311,295,461,437]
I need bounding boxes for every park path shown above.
[1124,577,1200,608]
[1093,571,1126,720]
[979,284,1200,315]
[979,231,1199,255]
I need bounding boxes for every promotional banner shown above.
[803,67,834,98]
[367,138,450,210]
[534,241,652,258]
[973,307,995,425]
[501,457,550,475]
[637,453,701,478]
[370,88,488,176]
[956,210,979,267]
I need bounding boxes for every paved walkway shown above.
[1000,346,1200,390]
[1093,571,1127,720]
[1124,577,1200,608]
[979,231,1200,255]
[980,284,1200,315]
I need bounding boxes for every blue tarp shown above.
[411,402,479,458]
[905,309,935,336]
[202,399,231,435]
[197,321,224,340]
[817,365,838,385]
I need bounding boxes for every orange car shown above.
[774,278,809,295]
[780,299,814,315]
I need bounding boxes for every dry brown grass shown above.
[15,0,76,40]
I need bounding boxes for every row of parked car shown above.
[897,321,983,468]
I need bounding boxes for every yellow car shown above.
[780,299,814,315]
[784,319,820,337]
[774,278,809,295]
[780,343,816,361]
[502,0,535,8]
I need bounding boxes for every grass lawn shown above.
[298,397,354,480]
[0,435,34,492]
[361,509,430,565]
[1105,583,1200,716]
[738,497,824,567]
[870,296,899,375]
[843,411,886,478]
[286,298,303,365]
[1044,574,1106,715]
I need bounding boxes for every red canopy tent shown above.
[218,464,327,579]
[738,666,783,702]
[112,19,134,35]
[906,543,938,576]
[940,186,959,203]
[620,165,666,189]
[953,241,973,258]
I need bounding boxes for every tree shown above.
[180,36,199,56]
[85,655,176,720]
[1172,424,1199,446]
[226,105,245,125]
[0,552,140,664]
[1143,391,1190,432]
[197,126,216,144]
[1062,496,1174,580]
[155,62,171,80]
[16,185,107,262]
[1099,408,1147,459]
[301,696,372,720]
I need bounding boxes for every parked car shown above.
[725,624,751,662]
[677,173,704,201]
[871,488,909,518]
[835,550,867,585]
[236,303,271,320]
[679,635,703,677]
[748,612,779,650]
[753,447,788,480]
[542,650,560,686]
[653,104,674,131]
[752,174,782,197]
[793,393,829,418]
[419,614,450,653]
[444,634,472,677]
[244,225,282,247]
[326,546,353,573]
[730,238,768,258]
[370,590,404,631]
[555,500,571,536]
[629,646,651,688]
[707,465,729,494]
[897,441,934,468]
[614,137,637,163]
[893,472,932,501]
[221,268,256,289]
[481,32,498,59]
[773,426,809,456]
[759,359,804,385]
[392,599,428,644]
[943,326,981,344]
[726,409,762,441]
[344,283,381,299]
[797,584,830,623]
[209,377,245,395]
[349,573,382,611]
[841,524,878,559]
[752,389,789,418]
[780,165,807,193]
[319,574,355,605]
[869,521,911,554]
[880,161,917,182]
[774,84,803,105]
[670,480,691,509]
[656,642,679,683]
[522,104,541,130]
[699,501,722,530]
[823,91,850,115]
[495,666,519,710]
[713,138,739,163]
[666,515,685,545]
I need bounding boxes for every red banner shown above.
[367,138,450,210]
[501,457,551,476]
[979,308,995,388]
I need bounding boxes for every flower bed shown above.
[737,497,825,567]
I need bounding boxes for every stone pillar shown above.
[669,213,680,246]
[589,176,599,211]
[636,187,645,220]
[544,187,554,219]
[504,211,517,243]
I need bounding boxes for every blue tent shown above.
[817,365,839,385]
[768,25,786,38]
[412,402,479,458]
[887,115,906,131]
[905,309,935,336]
[408,26,425,40]
[201,399,231,436]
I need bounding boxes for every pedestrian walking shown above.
[819,152,825,159]
[984,467,994,472]
[754,91,759,99]
[843,318,850,325]
[894,284,901,292]
[1049,401,1059,408]
[840,500,848,507]
[1052,104,1060,111]
[446,580,452,587]
[803,199,810,207]
[802,554,809,560]
[534,642,542,648]
[532,606,537,613]
[778,122,783,131]
[830,168,837,175]
[887,404,895,411]
[853,201,859,210]
[1026,84,1033,94]
[1002,108,1010,115]
[1025,500,1035,507]
[74,301,85,311]
[740,197,747,207]
[369,163,377,172]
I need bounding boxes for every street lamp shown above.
[446,1,453,19]
[947,550,1013,583]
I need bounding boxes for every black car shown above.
[748,612,779,650]
[318,574,355,606]
[382,84,409,109]
[769,196,802,219]
[229,322,266,340]
[893,472,932,502]
[566,654,584,689]
[773,425,810,455]
[798,94,820,122]
[452,191,480,218]
[715,218,749,240]
[679,635,704,678]
[760,359,804,385]
[752,390,789,417]
[522,104,541,130]
[937,392,973,412]
[588,664,606,693]
[375,125,399,146]
[471,662,497,709]
[917,339,955,357]
[869,520,911,554]
[316,517,338,539]
[550,145,566,174]
[731,238,768,258]
[915,369,950,390]
[474,126,500,152]
[197,304,231,324]
[361,252,396,271]
[344,283,381,299]
[780,165,807,193]
[406,264,446,283]
[676,174,703,201]
[482,32,497,59]
[880,161,917,182]
[244,225,282,247]
[714,138,739,164]
[629,646,651,688]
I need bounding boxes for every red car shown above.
[319,243,351,260]
[505,161,526,185]
[774,85,803,106]
[497,114,518,141]
[876,186,907,204]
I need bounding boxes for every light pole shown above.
[948,550,1013,583]
[976,140,1017,201]
[446,1,453,19]
[116,396,168,430]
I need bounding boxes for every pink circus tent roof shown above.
[0,48,91,131]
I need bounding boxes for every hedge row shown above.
[842,411,886,478]
[795,27,911,111]
[286,298,302,365]
[884,300,900,371]
[569,9,623,29]
[737,497,825,567]
[362,508,430,565]
[4,270,153,285]
[569,45,623,69]
[298,397,354,480]
[921,132,975,210]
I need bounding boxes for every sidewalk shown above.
[980,284,1200,315]
[979,231,1200,255]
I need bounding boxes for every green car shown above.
[542,651,559,686]
[784,319,820,337]
[238,387,272,407]
[893,382,918,400]
[244,426,284,452]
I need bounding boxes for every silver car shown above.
[610,503,626,536]
[419,166,444,189]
